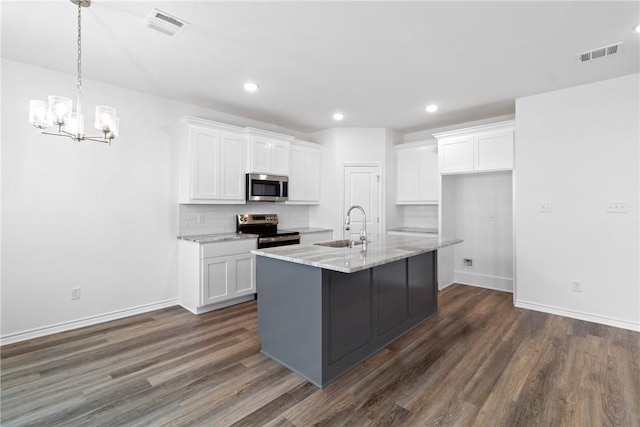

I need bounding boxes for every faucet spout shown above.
[344,205,367,248]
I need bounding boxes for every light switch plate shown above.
[605,201,628,213]
[539,202,552,213]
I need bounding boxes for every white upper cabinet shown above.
[434,120,514,175]
[246,128,294,176]
[174,117,247,204]
[395,140,438,204]
[288,140,321,204]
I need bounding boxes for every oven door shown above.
[258,234,300,249]
[246,174,288,202]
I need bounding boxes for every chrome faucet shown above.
[344,205,367,249]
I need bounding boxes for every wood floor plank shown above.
[1,285,638,427]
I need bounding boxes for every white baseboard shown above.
[438,281,456,290]
[454,271,513,292]
[515,299,640,332]
[183,294,256,315]
[0,299,179,346]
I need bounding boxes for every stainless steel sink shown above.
[315,239,363,248]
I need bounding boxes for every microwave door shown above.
[249,178,280,201]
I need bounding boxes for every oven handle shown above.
[259,235,300,244]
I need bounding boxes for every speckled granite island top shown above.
[252,234,462,273]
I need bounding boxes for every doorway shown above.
[342,164,382,240]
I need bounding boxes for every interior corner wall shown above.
[515,73,640,331]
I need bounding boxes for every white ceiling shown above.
[2,1,639,134]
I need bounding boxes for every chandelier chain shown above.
[77,0,82,92]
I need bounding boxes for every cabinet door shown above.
[474,130,514,172]
[304,148,320,202]
[233,253,255,295]
[418,145,439,202]
[439,137,474,174]
[250,137,273,173]
[408,252,437,318]
[396,148,420,202]
[191,127,220,199]
[327,269,373,364]
[288,145,306,201]
[202,257,231,305]
[272,141,290,176]
[220,132,246,200]
[374,259,408,334]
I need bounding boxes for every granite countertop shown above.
[387,226,438,234]
[178,233,258,243]
[252,234,462,274]
[282,227,333,234]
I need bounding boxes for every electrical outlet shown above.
[71,287,81,300]
[488,215,495,222]
[605,201,628,213]
[463,258,473,267]
[571,281,582,293]
[539,202,553,213]
[197,214,205,224]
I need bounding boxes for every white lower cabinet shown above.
[179,238,256,314]
[202,253,255,305]
[299,231,333,245]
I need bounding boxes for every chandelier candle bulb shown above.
[95,106,117,132]
[107,117,119,139]
[63,112,84,138]
[48,96,73,125]
[29,100,51,129]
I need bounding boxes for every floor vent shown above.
[144,9,190,38]
[577,42,623,63]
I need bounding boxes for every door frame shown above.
[341,162,383,239]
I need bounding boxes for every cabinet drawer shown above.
[202,239,256,258]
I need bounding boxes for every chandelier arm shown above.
[84,137,112,145]
[41,129,77,139]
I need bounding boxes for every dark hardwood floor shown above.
[2,284,639,426]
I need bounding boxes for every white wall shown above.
[515,73,640,331]
[308,127,395,239]
[445,172,513,292]
[0,59,309,343]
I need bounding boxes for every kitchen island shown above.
[252,234,462,387]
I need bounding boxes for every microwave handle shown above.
[281,181,288,198]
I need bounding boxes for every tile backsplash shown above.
[179,204,310,236]
[398,205,438,228]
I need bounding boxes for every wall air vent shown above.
[144,9,190,38]
[577,42,623,63]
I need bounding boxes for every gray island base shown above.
[255,236,456,387]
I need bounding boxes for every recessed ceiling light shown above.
[333,112,344,121]
[634,24,640,33]
[244,81,260,92]
[425,104,439,113]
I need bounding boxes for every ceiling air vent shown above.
[577,42,623,63]
[144,9,190,38]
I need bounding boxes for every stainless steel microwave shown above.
[246,173,288,202]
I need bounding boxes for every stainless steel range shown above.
[236,214,300,249]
